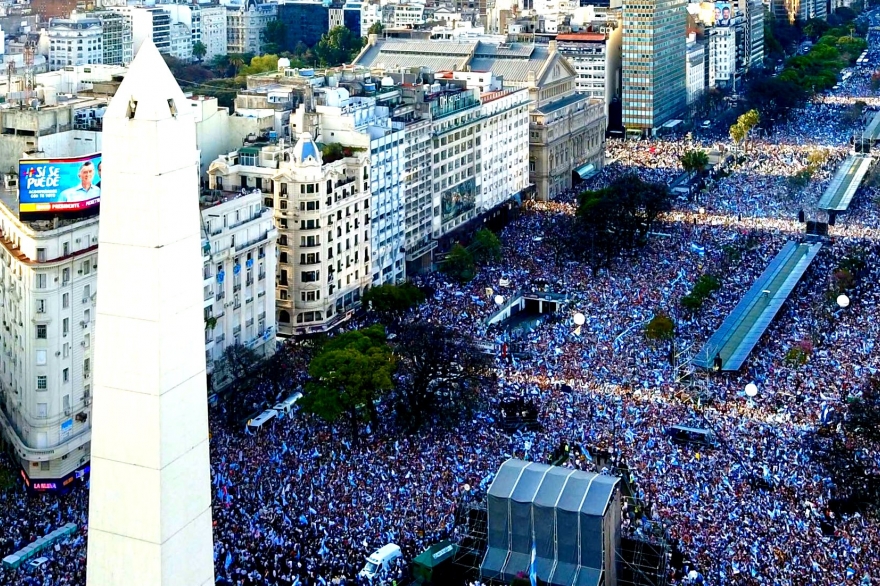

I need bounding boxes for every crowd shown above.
[2,69,880,586]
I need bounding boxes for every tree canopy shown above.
[300,325,396,443]
[469,228,503,264]
[441,243,477,282]
[680,149,709,178]
[390,322,492,430]
[315,26,365,68]
[574,174,672,271]
[362,282,426,318]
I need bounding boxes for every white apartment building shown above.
[170,21,193,61]
[0,209,98,492]
[686,36,706,105]
[46,15,103,70]
[292,87,405,286]
[382,3,426,28]
[476,87,530,214]
[709,25,735,88]
[227,1,277,55]
[108,6,172,54]
[200,189,277,391]
[274,134,371,335]
[160,2,228,62]
[206,134,372,335]
[361,2,382,35]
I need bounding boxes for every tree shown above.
[680,149,709,180]
[680,274,720,312]
[264,20,287,55]
[730,109,760,150]
[192,41,207,63]
[575,173,672,271]
[300,325,396,443]
[746,76,806,125]
[390,322,492,430]
[315,26,365,68]
[229,54,246,76]
[441,243,476,282]
[239,54,279,76]
[220,343,262,388]
[368,21,384,35]
[470,228,502,264]
[645,313,675,341]
[362,282,425,318]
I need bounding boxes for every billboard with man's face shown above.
[19,153,102,217]
[714,2,732,26]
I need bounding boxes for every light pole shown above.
[573,312,585,336]
[836,294,850,309]
[745,382,758,409]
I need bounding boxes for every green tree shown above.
[192,41,207,63]
[645,313,675,341]
[240,54,279,76]
[220,343,262,389]
[469,228,502,264]
[680,274,721,312]
[441,243,476,282]
[300,325,396,443]
[368,21,384,35]
[362,282,426,318]
[680,149,709,180]
[315,26,365,67]
[730,109,759,150]
[264,20,287,55]
[229,54,246,76]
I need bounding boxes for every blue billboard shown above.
[19,153,102,216]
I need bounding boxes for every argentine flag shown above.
[530,541,538,586]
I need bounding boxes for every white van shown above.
[272,392,303,415]
[247,409,277,430]
[359,543,402,580]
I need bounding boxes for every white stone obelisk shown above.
[86,41,215,586]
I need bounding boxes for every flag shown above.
[529,541,538,586]
[224,551,233,570]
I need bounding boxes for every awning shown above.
[574,163,596,179]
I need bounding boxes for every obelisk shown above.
[86,41,215,586]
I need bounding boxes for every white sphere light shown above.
[462,484,471,492]
[573,312,586,326]
[745,383,758,398]
[494,295,505,306]
[837,294,850,309]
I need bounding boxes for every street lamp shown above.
[573,312,585,336]
[837,294,850,309]
[745,382,758,408]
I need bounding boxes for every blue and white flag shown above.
[530,541,538,586]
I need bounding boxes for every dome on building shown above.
[292,132,322,165]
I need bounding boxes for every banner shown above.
[19,153,102,215]
[714,2,732,26]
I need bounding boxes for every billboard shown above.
[714,2,732,26]
[19,153,101,216]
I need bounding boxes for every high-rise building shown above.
[709,25,736,88]
[0,210,98,491]
[557,20,623,120]
[108,6,172,54]
[159,2,228,62]
[200,189,278,391]
[86,40,214,586]
[169,21,193,61]
[89,10,134,66]
[771,0,826,24]
[226,0,276,55]
[46,15,103,70]
[277,1,362,53]
[621,0,687,135]
[686,35,706,106]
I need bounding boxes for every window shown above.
[83,284,90,301]
[83,358,90,375]
[36,324,47,339]
[63,342,70,358]
[62,268,70,284]
[63,368,69,383]
[36,350,47,365]
[84,334,90,349]
[40,460,50,470]
[36,274,47,289]
[37,403,48,419]
[36,299,46,313]
[82,261,90,275]
[84,309,90,324]
[63,293,69,309]
[36,248,46,262]
[301,271,319,282]
[63,242,69,256]
[37,375,47,390]
[63,318,69,336]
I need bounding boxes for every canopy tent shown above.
[481,459,620,586]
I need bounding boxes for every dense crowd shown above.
[3,71,880,586]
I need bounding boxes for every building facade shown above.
[46,15,103,70]
[200,189,277,391]
[477,88,531,214]
[170,21,193,61]
[621,0,687,134]
[109,6,172,54]
[90,10,133,66]
[686,37,706,105]
[556,27,622,119]
[227,0,276,55]
[272,134,371,335]
[0,210,98,491]
[708,25,736,88]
